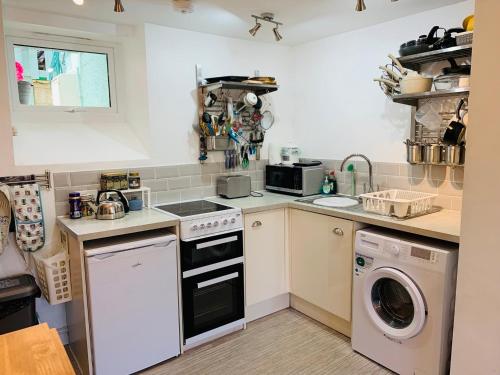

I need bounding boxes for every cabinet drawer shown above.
[244,209,287,306]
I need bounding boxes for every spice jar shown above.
[69,192,82,219]
[128,172,141,189]
[80,194,96,218]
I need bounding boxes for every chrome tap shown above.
[340,154,374,193]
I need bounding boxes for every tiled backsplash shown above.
[53,158,463,216]
[53,161,267,216]
[317,159,463,211]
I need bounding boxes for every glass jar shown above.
[80,194,95,218]
[119,173,129,190]
[69,192,82,219]
[128,172,141,189]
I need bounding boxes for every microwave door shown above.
[267,169,295,190]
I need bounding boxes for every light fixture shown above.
[114,0,125,13]
[249,20,262,36]
[72,0,84,5]
[273,27,283,42]
[249,13,284,42]
[355,0,366,12]
[172,0,194,14]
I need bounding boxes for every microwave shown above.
[265,164,324,196]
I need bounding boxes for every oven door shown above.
[182,263,244,340]
[181,231,243,271]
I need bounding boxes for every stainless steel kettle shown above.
[94,190,129,220]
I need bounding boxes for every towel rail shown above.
[0,170,51,190]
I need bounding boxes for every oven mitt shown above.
[10,183,45,252]
[0,184,11,255]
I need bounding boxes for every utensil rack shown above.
[0,170,51,189]
[196,65,279,164]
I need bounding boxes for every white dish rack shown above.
[360,189,437,219]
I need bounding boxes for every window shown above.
[7,37,117,112]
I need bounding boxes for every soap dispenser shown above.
[322,176,331,195]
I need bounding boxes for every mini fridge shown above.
[85,231,180,375]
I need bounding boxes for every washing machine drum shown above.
[364,267,427,340]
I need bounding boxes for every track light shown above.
[72,0,84,5]
[249,13,284,41]
[114,0,125,13]
[355,0,366,12]
[249,21,262,36]
[273,27,283,42]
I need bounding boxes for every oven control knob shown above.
[222,219,228,225]
[213,221,219,227]
[206,222,212,228]
[191,224,198,231]
[199,223,205,230]
[230,217,236,224]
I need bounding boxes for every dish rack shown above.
[360,189,437,219]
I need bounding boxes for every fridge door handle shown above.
[197,272,239,289]
[196,236,238,250]
[154,239,176,248]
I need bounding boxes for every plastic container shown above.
[33,248,72,305]
[360,189,437,219]
[455,31,473,46]
[0,274,41,335]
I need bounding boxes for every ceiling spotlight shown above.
[114,0,125,13]
[249,13,284,41]
[355,0,366,11]
[273,27,283,42]
[249,21,262,36]
[172,0,194,14]
[72,0,84,5]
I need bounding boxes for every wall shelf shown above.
[200,81,279,96]
[398,44,473,71]
[392,87,470,106]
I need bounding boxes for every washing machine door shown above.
[363,267,426,340]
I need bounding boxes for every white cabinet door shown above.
[290,209,353,321]
[244,209,287,306]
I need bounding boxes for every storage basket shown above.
[360,189,437,219]
[33,248,72,305]
[455,31,473,46]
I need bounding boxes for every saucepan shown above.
[442,99,467,145]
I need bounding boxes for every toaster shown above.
[217,175,251,199]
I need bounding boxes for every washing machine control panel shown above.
[354,253,373,276]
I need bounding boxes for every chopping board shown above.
[0,323,75,375]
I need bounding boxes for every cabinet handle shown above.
[333,228,344,236]
[252,220,262,228]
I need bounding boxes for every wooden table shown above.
[0,323,76,375]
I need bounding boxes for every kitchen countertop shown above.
[209,192,461,243]
[57,208,179,241]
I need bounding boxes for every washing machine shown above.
[351,228,458,375]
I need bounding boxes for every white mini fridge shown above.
[85,231,180,375]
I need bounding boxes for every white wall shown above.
[451,0,500,372]
[292,1,474,162]
[144,24,295,165]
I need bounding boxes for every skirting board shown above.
[246,293,290,323]
[290,294,351,337]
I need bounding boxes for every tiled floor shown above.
[141,309,392,375]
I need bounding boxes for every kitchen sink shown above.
[296,195,364,211]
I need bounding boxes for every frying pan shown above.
[442,99,467,145]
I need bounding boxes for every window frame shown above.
[5,36,118,114]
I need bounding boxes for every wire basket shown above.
[33,248,72,305]
[360,189,437,219]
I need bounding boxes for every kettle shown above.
[94,190,129,220]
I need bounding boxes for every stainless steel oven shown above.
[180,230,244,345]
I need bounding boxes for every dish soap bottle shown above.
[328,170,337,195]
[322,176,331,194]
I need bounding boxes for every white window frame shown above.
[5,36,118,114]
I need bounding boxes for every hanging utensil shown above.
[260,111,274,131]
[443,99,467,145]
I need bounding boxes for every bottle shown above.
[69,192,82,219]
[322,176,331,194]
[329,170,337,195]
